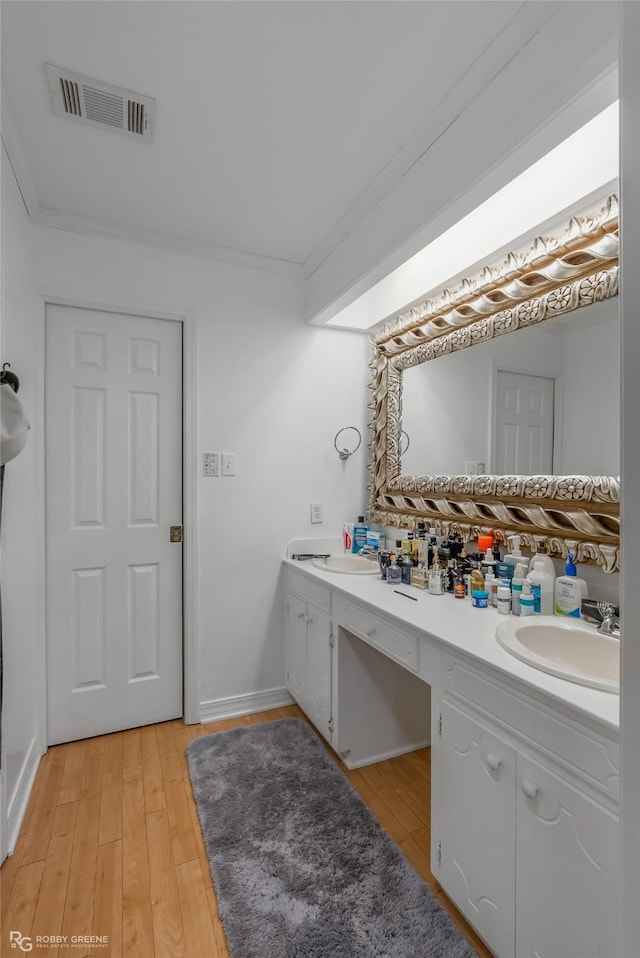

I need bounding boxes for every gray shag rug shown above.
[186,718,475,958]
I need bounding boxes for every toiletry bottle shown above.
[510,563,526,616]
[400,553,412,585]
[502,535,529,577]
[454,568,466,599]
[343,522,354,554]
[417,526,427,568]
[485,570,497,607]
[532,540,556,578]
[378,551,391,580]
[527,557,555,614]
[412,532,420,565]
[386,555,402,584]
[469,567,484,598]
[496,584,511,615]
[519,580,535,616]
[352,516,368,554]
[428,555,445,595]
[555,553,588,617]
[480,548,497,577]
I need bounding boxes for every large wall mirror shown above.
[367,195,620,571]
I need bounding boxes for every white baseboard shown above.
[340,738,431,770]
[7,736,42,854]
[200,687,294,724]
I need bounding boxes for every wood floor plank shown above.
[98,766,123,846]
[156,722,183,785]
[358,761,424,833]
[58,741,87,806]
[122,765,154,957]
[60,791,100,944]
[377,758,430,826]
[165,776,199,866]
[122,728,142,768]
[14,748,67,866]
[176,857,220,958]
[80,753,105,801]
[91,840,122,958]
[2,859,45,953]
[206,884,230,958]
[139,725,160,767]
[142,762,166,814]
[30,802,79,958]
[146,808,186,958]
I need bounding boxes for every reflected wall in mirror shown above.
[368,195,620,571]
[401,297,619,477]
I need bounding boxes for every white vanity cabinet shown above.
[434,654,621,958]
[284,570,333,743]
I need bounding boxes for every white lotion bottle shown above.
[503,535,529,576]
[527,556,555,615]
[555,553,588,617]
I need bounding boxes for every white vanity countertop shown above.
[284,554,620,735]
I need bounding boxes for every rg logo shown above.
[9,931,33,952]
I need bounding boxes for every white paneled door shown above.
[494,370,554,474]
[45,305,183,745]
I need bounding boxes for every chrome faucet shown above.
[357,546,379,559]
[597,602,621,638]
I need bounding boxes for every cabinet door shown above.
[516,752,620,958]
[285,593,308,704]
[439,698,516,958]
[306,609,332,742]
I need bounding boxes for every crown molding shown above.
[1,91,40,216]
[31,208,304,276]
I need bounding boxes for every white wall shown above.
[1,144,44,853]
[31,226,370,715]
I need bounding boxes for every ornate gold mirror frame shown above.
[367,195,620,571]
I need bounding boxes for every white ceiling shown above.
[2,0,544,269]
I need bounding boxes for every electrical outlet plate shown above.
[203,452,221,477]
[310,501,323,524]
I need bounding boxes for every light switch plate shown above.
[222,452,236,476]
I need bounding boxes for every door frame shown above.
[35,296,200,753]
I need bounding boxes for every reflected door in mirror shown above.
[494,371,554,474]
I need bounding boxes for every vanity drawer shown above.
[337,597,419,673]
[442,654,620,800]
[287,570,331,614]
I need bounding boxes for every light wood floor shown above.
[1,706,493,958]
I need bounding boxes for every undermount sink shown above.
[496,615,620,693]
[312,554,380,575]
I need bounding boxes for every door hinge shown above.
[438,712,443,737]
[329,631,334,648]
[170,524,183,543]
[437,840,442,866]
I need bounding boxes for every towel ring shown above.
[334,426,362,461]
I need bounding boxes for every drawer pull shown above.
[521,780,539,800]
[486,753,502,772]
[297,612,306,619]
[365,627,377,638]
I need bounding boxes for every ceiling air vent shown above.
[45,64,155,141]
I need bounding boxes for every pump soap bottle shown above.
[527,556,555,615]
[555,553,588,617]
